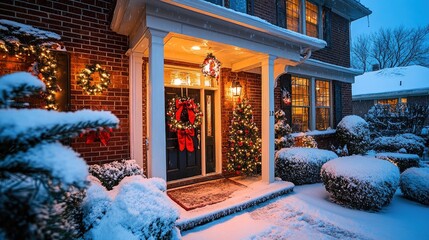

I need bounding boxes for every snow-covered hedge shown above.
[321,156,400,211]
[375,152,420,172]
[83,176,180,240]
[89,160,145,190]
[275,147,338,185]
[400,168,429,205]
[336,115,370,155]
[372,134,426,156]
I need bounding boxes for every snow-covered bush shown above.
[336,115,370,155]
[275,147,338,185]
[375,152,420,172]
[274,110,294,150]
[89,159,145,190]
[321,156,400,211]
[372,133,425,156]
[365,104,429,138]
[0,72,119,239]
[400,168,429,205]
[83,176,180,240]
[300,135,318,148]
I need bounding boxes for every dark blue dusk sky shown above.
[351,0,429,40]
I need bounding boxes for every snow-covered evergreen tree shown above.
[227,99,262,176]
[274,109,294,150]
[0,72,118,239]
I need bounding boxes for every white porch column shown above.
[147,29,168,179]
[128,51,144,167]
[261,55,276,183]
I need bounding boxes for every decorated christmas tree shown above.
[274,109,294,150]
[227,99,262,176]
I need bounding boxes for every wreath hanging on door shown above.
[166,96,203,152]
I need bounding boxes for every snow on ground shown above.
[182,183,429,240]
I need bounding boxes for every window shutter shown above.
[333,81,342,127]
[323,7,332,46]
[276,0,286,28]
[247,0,254,15]
[279,74,292,126]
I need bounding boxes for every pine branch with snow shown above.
[0,72,45,108]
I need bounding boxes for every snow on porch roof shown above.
[352,65,429,100]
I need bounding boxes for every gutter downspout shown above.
[274,47,312,88]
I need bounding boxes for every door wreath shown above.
[166,96,203,152]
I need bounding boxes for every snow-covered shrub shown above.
[336,115,370,155]
[83,176,180,240]
[400,168,429,205]
[89,159,145,190]
[365,104,429,138]
[301,135,318,148]
[321,156,400,211]
[375,152,420,172]
[372,133,425,156]
[275,147,338,185]
[274,110,294,150]
[0,72,119,239]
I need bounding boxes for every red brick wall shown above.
[311,12,351,68]
[341,82,353,117]
[0,0,130,165]
[253,0,277,25]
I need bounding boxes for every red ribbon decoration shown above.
[177,129,195,152]
[175,99,196,124]
[80,128,112,146]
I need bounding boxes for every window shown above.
[305,1,318,38]
[286,0,300,32]
[291,76,310,132]
[376,98,407,112]
[316,80,330,130]
[230,0,247,13]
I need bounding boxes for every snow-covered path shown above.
[182,184,429,240]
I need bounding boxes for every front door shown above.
[165,87,202,181]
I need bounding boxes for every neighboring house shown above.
[352,65,429,117]
[0,0,370,184]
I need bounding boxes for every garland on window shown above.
[201,53,221,80]
[0,19,62,110]
[166,96,203,152]
[77,64,111,95]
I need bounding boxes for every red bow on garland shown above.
[177,128,195,152]
[80,127,112,146]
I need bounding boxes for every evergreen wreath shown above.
[166,96,203,132]
[77,63,111,95]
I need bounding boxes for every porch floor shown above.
[170,176,294,231]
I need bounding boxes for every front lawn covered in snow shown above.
[182,183,429,240]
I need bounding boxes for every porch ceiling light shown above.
[231,81,242,97]
[191,45,201,51]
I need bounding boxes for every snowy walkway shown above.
[171,177,294,230]
[182,183,429,240]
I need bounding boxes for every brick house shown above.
[353,65,429,117]
[0,0,370,184]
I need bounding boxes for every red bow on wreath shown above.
[175,99,197,152]
[80,127,112,146]
[177,129,195,152]
[175,99,196,124]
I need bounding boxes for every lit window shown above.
[286,0,300,32]
[305,1,318,38]
[377,98,399,112]
[291,76,310,132]
[316,80,330,130]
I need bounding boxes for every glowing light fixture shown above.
[191,45,201,51]
[231,81,242,97]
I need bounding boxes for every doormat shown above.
[167,178,246,211]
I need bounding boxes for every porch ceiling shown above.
[163,34,266,71]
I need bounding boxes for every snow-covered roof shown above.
[352,65,429,100]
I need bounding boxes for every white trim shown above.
[310,77,316,130]
[261,55,276,183]
[147,29,168,179]
[128,51,144,168]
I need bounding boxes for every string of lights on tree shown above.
[0,20,62,110]
[227,98,262,176]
